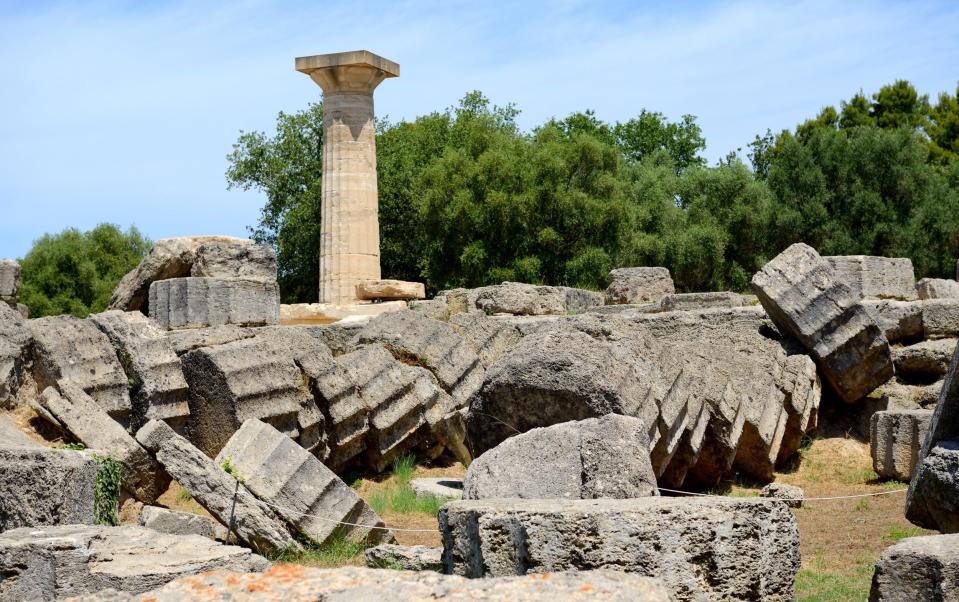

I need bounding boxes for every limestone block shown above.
[365,544,442,571]
[138,505,218,539]
[870,534,959,601]
[760,482,805,508]
[861,299,924,343]
[660,291,745,312]
[752,243,893,402]
[0,301,31,404]
[135,419,299,554]
[875,379,942,411]
[475,282,567,315]
[149,277,279,330]
[604,267,674,305]
[0,446,96,530]
[922,299,959,339]
[893,338,956,378]
[279,301,406,325]
[410,478,463,499]
[356,279,426,300]
[136,565,670,601]
[917,277,959,300]
[89,310,189,427]
[557,286,604,313]
[825,255,917,301]
[409,298,450,320]
[0,415,39,448]
[109,235,253,312]
[0,524,268,599]
[164,324,254,356]
[440,497,800,601]
[180,335,310,457]
[15,303,28,319]
[463,416,657,500]
[191,240,277,282]
[870,410,932,481]
[41,383,168,503]
[0,259,20,301]
[448,313,532,367]
[28,315,131,421]
[216,419,392,546]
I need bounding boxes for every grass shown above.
[367,455,446,515]
[269,536,367,568]
[796,556,875,602]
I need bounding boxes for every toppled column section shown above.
[216,419,393,546]
[89,310,190,429]
[0,446,97,530]
[28,315,132,421]
[870,410,932,481]
[440,497,799,601]
[149,277,279,330]
[40,382,168,503]
[752,243,893,402]
[135,419,299,554]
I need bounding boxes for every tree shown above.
[19,224,151,318]
[928,84,959,164]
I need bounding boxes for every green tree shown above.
[19,224,151,318]
[928,84,959,164]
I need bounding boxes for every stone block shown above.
[894,338,956,378]
[41,382,168,503]
[752,243,893,402]
[861,300,924,343]
[922,299,959,339]
[409,298,450,320]
[870,534,959,601]
[0,446,96,530]
[660,291,745,312]
[138,505,218,539]
[440,497,799,602]
[760,482,805,508]
[0,415,39,448]
[604,266,674,305]
[149,277,279,330]
[89,310,190,427]
[191,240,277,282]
[0,259,20,302]
[164,324,254,356]
[463,415,657,500]
[825,255,917,301]
[410,478,463,499]
[0,524,268,599]
[365,544,442,571]
[356,279,426,300]
[475,282,567,315]
[135,419,299,554]
[871,410,933,481]
[28,315,131,421]
[917,277,959,300]
[109,236,253,312]
[0,301,31,405]
[216,419,392,546]
[558,286,604,313]
[137,565,671,601]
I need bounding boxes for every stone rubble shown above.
[364,544,443,571]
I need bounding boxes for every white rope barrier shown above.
[658,486,909,501]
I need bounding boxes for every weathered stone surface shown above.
[135,419,299,554]
[410,477,463,499]
[109,236,254,312]
[0,415,39,447]
[41,383,168,503]
[180,335,310,457]
[191,241,277,282]
[894,338,956,378]
[15,304,27,319]
[604,267,674,305]
[752,243,893,403]
[660,291,745,312]
[149,277,279,330]
[0,524,268,599]
[826,255,918,301]
[138,506,218,539]
[0,446,96,530]
[558,287,604,313]
[441,497,800,601]
[365,544,442,571]
[357,310,484,405]
[0,302,31,405]
[129,565,671,601]
[917,277,959,300]
[89,310,189,427]
[861,299,924,343]
[28,315,131,421]
[871,410,933,481]
[356,279,426,300]
[870,533,959,601]
[410,298,450,320]
[164,324,254,356]
[880,379,942,410]
[475,282,567,315]
[0,259,20,303]
[464,416,657,500]
[448,313,540,368]
[216,419,392,546]
[760,482,805,508]
[922,299,959,339]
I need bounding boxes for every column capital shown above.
[296,50,400,93]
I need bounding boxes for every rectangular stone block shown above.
[0,259,20,301]
[0,302,31,404]
[605,267,675,305]
[356,279,426,300]
[138,506,219,539]
[917,277,959,300]
[870,534,959,601]
[149,277,279,330]
[660,291,745,312]
[860,300,923,343]
[752,244,893,402]
[0,446,96,531]
[870,409,932,481]
[825,255,917,301]
[922,299,959,339]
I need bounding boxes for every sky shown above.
[1,0,958,260]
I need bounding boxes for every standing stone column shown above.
[296,51,399,304]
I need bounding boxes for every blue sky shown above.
[1,0,957,260]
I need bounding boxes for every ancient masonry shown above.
[296,51,399,305]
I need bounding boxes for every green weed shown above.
[269,536,366,567]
